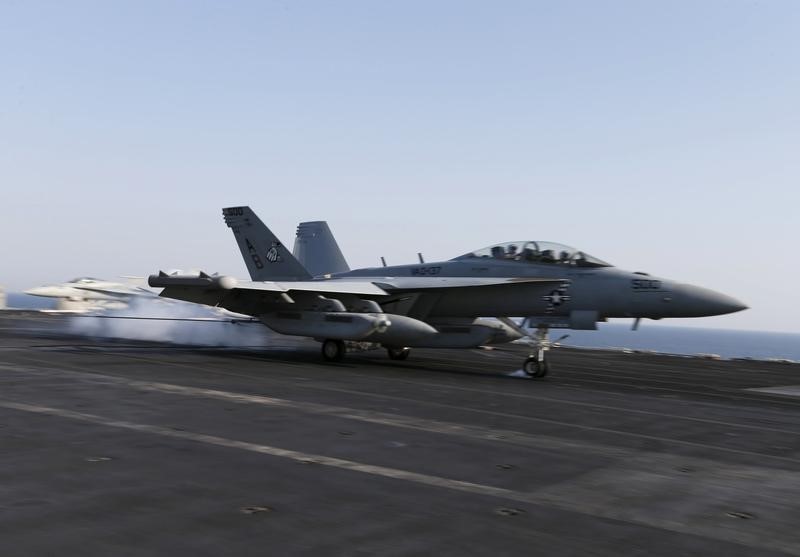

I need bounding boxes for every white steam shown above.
[67,297,302,348]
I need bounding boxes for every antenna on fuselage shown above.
[417,253,425,264]
[380,257,387,267]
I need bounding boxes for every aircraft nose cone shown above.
[674,284,748,317]
[24,287,52,297]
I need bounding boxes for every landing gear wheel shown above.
[386,347,411,361]
[523,356,549,378]
[321,339,346,362]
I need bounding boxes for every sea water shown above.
[560,323,800,361]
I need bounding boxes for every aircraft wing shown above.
[237,280,387,296]
[148,272,387,295]
[149,272,569,320]
[371,276,565,292]
[73,284,156,298]
[148,272,389,315]
[149,273,561,297]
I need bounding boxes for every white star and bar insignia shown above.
[542,285,571,314]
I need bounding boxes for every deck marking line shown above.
[2,363,799,465]
[0,399,520,501]
[2,398,800,556]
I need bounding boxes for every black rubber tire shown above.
[322,339,345,362]
[523,356,549,378]
[538,357,550,378]
[387,347,411,361]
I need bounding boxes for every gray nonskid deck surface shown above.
[1,314,799,556]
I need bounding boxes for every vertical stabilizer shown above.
[293,221,351,277]
[222,207,312,281]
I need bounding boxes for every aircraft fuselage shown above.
[332,259,746,324]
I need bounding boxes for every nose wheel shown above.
[520,324,567,378]
[523,351,549,378]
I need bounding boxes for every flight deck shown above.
[1,312,799,556]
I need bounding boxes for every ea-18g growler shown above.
[149,207,746,378]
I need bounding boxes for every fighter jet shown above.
[25,277,157,311]
[149,206,746,377]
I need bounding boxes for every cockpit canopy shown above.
[69,277,105,284]
[453,241,612,267]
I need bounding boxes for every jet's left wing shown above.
[148,271,387,295]
[148,271,390,316]
[73,284,156,298]
[149,272,569,321]
[371,276,564,291]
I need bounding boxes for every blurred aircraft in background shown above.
[25,277,157,312]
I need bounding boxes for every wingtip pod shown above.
[148,272,237,290]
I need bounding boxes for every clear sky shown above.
[1,1,798,332]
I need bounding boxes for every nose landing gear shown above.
[523,351,549,378]
[521,325,568,378]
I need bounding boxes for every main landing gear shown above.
[386,346,411,361]
[321,339,346,362]
[321,340,412,363]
